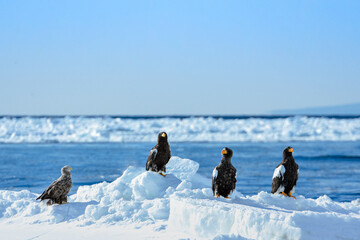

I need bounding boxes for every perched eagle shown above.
[212,147,237,198]
[36,165,73,205]
[146,132,171,176]
[272,146,299,198]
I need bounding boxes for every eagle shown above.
[212,147,237,198]
[146,132,171,176]
[36,165,73,205]
[272,146,299,198]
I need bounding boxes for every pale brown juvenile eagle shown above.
[36,165,73,205]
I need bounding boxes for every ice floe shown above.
[0,156,359,239]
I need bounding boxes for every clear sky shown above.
[1,0,360,115]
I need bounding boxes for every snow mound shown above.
[166,156,199,181]
[0,156,359,239]
[130,171,181,200]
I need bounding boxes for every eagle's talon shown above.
[159,172,166,177]
[279,192,288,197]
[288,192,296,199]
[279,192,296,199]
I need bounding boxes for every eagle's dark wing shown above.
[146,147,158,171]
[212,166,219,194]
[161,145,171,171]
[37,177,72,200]
[37,179,60,200]
[231,167,237,192]
[294,163,299,186]
[48,178,71,199]
[272,163,285,193]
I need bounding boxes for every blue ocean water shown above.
[0,141,359,202]
[1,115,360,202]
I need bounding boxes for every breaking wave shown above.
[0,116,360,143]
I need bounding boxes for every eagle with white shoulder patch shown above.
[271,146,299,198]
[212,147,237,199]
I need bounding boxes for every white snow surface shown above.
[1,156,359,240]
[1,116,360,143]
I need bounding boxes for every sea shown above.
[0,115,359,202]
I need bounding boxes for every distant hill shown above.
[271,102,360,115]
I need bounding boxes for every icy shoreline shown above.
[1,156,359,239]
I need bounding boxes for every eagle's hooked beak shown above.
[221,149,228,155]
[161,133,166,137]
[289,148,294,153]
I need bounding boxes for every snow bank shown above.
[1,116,360,143]
[167,156,199,181]
[0,157,200,226]
[0,156,359,239]
[169,191,360,239]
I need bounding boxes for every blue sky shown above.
[1,0,359,115]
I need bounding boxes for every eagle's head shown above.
[61,165,73,175]
[283,146,294,158]
[221,147,233,159]
[158,132,168,142]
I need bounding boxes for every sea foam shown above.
[1,116,360,143]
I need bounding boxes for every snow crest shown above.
[0,156,359,239]
[1,116,360,143]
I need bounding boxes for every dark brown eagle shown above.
[146,132,171,176]
[212,147,237,198]
[272,146,299,198]
[36,165,73,205]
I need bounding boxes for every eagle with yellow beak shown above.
[212,147,237,198]
[36,165,73,205]
[272,146,299,198]
[146,132,171,176]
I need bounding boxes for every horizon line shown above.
[1,114,360,119]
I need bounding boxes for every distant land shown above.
[271,102,360,115]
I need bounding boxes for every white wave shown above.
[0,156,359,239]
[0,116,360,143]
